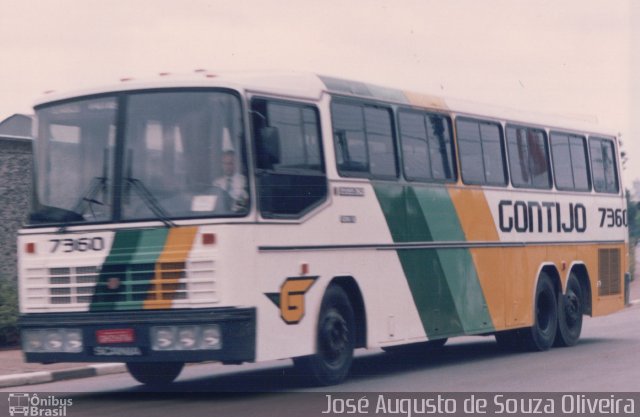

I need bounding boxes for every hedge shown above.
[0,278,19,346]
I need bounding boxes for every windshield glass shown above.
[33,97,116,223]
[122,91,247,220]
[31,90,248,225]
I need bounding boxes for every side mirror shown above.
[258,127,281,168]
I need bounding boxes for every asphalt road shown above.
[2,300,638,417]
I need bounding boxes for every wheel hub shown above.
[564,292,581,325]
[320,311,349,364]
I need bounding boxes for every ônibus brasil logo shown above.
[8,393,73,416]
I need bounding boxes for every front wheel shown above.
[294,285,355,386]
[126,362,184,385]
[554,274,584,347]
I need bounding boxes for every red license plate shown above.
[96,328,135,344]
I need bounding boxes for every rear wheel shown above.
[554,274,583,347]
[520,273,558,351]
[126,362,184,385]
[294,285,355,386]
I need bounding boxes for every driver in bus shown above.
[214,149,248,212]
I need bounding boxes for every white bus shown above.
[18,72,627,385]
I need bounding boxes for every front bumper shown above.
[19,307,255,363]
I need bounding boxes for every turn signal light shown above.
[25,242,36,254]
[202,233,216,245]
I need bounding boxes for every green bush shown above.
[0,279,19,346]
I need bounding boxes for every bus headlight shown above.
[201,325,222,349]
[64,329,83,353]
[22,329,83,353]
[177,326,198,349]
[151,325,221,351]
[151,327,176,350]
[45,332,64,351]
[22,330,45,352]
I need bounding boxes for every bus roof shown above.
[33,71,617,138]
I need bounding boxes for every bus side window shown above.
[398,109,456,182]
[332,102,369,175]
[331,100,397,179]
[589,137,619,194]
[364,107,397,178]
[251,98,327,218]
[550,132,591,192]
[456,117,507,186]
[506,125,551,189]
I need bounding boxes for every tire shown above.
[520,273,558,351]
[126,362,184,385]
[294,285,355,386]
[554,274,584,347]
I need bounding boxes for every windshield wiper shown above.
[52,176,107,232]
[54,149,111,232]
[72,176,107,217]
[125,177,176,228]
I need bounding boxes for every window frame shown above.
[505,123,552,190]
[455,116,508,187]
[250,96,328,219]
[251,97,326,175]
[331,98,399,180]
[550,131,591,192]
[589,135,620,194]
[397,108,457,184]
[31,87,252,225]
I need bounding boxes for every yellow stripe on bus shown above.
[144,227,198,310]
[464,243,624,331]
[445,186,626,329]
[447,186,504,328]
[447,187,499,241]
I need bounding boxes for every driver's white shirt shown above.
[213,173,247,202]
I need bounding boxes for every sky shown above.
[1,0,638,186]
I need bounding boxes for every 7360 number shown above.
[50,237,105,253]
[598,208,627,228]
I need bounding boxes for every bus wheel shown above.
[554,274,583,347]
[126,362,184,385]
[295,285,355,386]
[521,273,558,351]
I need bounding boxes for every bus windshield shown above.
[31,90,248,225]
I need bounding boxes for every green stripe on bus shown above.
[412,187,494,334]
[373,184,494,338]
[374,183,462,338]
[115,228,169,311]
[129,229,170,264]
[89,229,169,312]
[90,229,142,312]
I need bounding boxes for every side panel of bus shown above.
[251,92,626,362]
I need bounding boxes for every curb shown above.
[0,363,125,389]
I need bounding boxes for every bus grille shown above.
[598,248,621,296]
[23,260,217,311]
